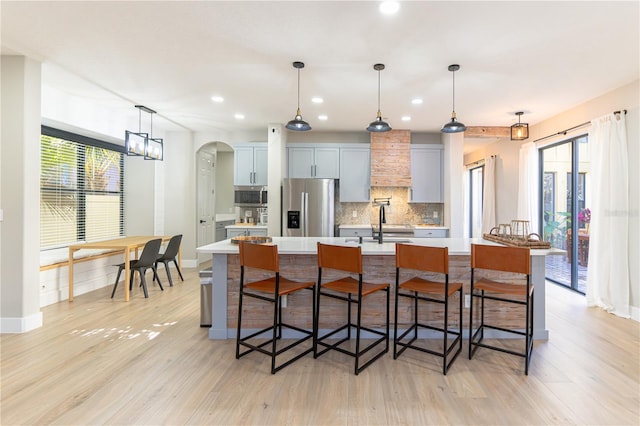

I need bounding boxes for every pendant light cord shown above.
[297,67,301,111]
[377,69,382,113]
[451,69,456,114]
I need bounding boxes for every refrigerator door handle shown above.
[300,192,306,237]
[303,192,309,236]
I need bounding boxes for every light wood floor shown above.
[1,265,639,425]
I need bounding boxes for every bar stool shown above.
[469,244,534,375]
[394,243,463,374]
[236,241,315,374]
[314,242,390,375]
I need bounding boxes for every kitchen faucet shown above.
[373,197,391,244]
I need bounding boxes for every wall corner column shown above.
[442,132,465,237]
[1,55,43,332]
[267,124,286,236]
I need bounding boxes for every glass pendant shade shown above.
[510,112,529,140]
[441,64,466,134]
[367,63,391,133]
[286,61,311,131]
[125,105,163,160]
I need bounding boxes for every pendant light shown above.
[510,111,529,140]
[367,63,392,132]
[125,105,163,161]
[441,64,467,133]
[286,61,311,131]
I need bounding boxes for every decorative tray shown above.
[482,232,551,249]
[230,235,273,245]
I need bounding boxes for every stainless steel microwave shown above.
[234,186,267,206]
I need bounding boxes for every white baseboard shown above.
[631,305,640,322]
[181,258,197,268]
[0,311,43,333]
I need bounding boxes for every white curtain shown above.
[517,142,539,235]
[586,113,630,318]
[481,156,496,234]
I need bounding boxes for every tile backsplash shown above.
[335,186,443,226]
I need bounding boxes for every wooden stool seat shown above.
[322,276,389,297]
[474,278,533,296]
[399,277,463,296]
[245,276,314,296]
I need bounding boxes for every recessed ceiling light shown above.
[411,98,423,105]
[379,1,400,15]
[211,96,224,103]
[401,116,411,122]
[234,113,245,120]
[318,115,328,120]
[311,97,324,104]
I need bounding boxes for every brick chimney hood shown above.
[370,129,412,187]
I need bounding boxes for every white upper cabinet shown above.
[288,145,339,178]
[409,146,443,203]
[339,146,370,202]
[234,144,268,186]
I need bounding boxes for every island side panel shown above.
[208,253,229,339]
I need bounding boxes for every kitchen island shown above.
[197,237,559,341]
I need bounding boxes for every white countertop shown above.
[197,236,558,256]
[215,214,236,222]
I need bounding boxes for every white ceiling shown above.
[1,1,638,150]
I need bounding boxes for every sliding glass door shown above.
[540,135,590,293]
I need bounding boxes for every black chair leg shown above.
[152,266,164,291]
[140,270,149,298]
[163,261,174,286]
[173,259,184,281]
[111,266,124,298]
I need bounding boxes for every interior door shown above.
[197,150,216,263]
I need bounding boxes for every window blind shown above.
[40,128,124,249]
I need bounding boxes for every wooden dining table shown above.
[68,236,173,302]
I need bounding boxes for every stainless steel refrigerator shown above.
[282,178,335,237]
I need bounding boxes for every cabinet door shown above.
[410,148,443,203]
[253,146,268,185]
[288,147,314,178]
[314,147,340,178]
[339,148,370,202]
[234,146,256,185]
[248,228,268,236]
[227,228,248,238]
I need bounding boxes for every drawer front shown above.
[413,228,448,238]
[340,228,373,237]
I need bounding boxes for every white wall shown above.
[464,79,640,317]
[164,131,197,266]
